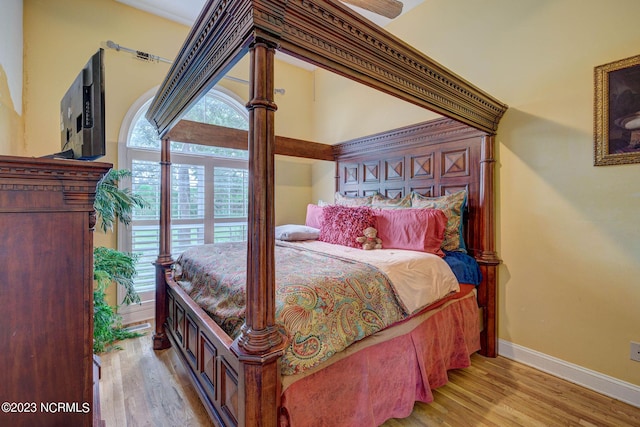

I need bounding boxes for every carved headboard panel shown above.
[333,117,488,257]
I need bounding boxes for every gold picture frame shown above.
[594,54,640,166]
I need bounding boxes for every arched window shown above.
[118,88,249,323]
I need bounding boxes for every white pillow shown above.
[275,224,320,241]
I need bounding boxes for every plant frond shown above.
[92,168,146,352]
[94,246,141,305]
[93,288,143,353]
[95,169,149,233]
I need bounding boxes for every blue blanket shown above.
[443,251,482,286]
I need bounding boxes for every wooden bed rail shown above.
[154,118,501,427]
[165,120,335,161]
[148,0,507,424]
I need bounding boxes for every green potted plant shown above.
[93,169,148,353]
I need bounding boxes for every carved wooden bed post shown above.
[477,134,499,357]
[142,1,510,423]
[231,40,286,427]
[153,136,173,350]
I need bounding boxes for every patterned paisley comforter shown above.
[173,241,408,376]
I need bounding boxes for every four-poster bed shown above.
[145,0,507,425]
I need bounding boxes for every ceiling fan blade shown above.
[340,0,404,19]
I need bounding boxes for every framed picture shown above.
[594,54,640,166]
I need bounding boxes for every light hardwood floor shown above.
[100,332,640,427]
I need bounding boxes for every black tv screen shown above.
[59,48,105,160]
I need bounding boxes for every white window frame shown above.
[117,86,249,325]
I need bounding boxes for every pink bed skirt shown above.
[279,292,480,426]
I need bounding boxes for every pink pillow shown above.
[319,205,376,248]
[374,208,447,256]
[305,204,324,229]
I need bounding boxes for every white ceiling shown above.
[114,0,423,71]
[115,0,424,28]
[116,0,202,27]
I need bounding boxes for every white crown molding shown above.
[499,339,640,409]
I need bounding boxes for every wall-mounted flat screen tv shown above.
[58,48,105,160]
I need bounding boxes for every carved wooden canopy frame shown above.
[145,1,507,425]
[146,0,507,136]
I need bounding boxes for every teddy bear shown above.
[356,227,382,250]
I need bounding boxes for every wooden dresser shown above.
[0,156,111,427]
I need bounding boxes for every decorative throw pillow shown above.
[374,208,447,256]
[410,190,467,252]
[319,205,376,248]
[334,192,373,207]
[371,193,412,209]
[275,224,320,241]
[305,204,324,229]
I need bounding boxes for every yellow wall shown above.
[310,159,335,205]
[23,0,316,305]
[273,58,317,225]
[0,65,23,156]
[0,0,23,155]
[24,0,185,160]
[312,0,640,387]
[24,0,190,308]
[311,70,436,145]
[20,0,638,390]
[0,65,22,155]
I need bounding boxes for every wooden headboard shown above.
[334,118,499,356]
[334,117,488,258]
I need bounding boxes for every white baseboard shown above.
[498,339,640,408]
